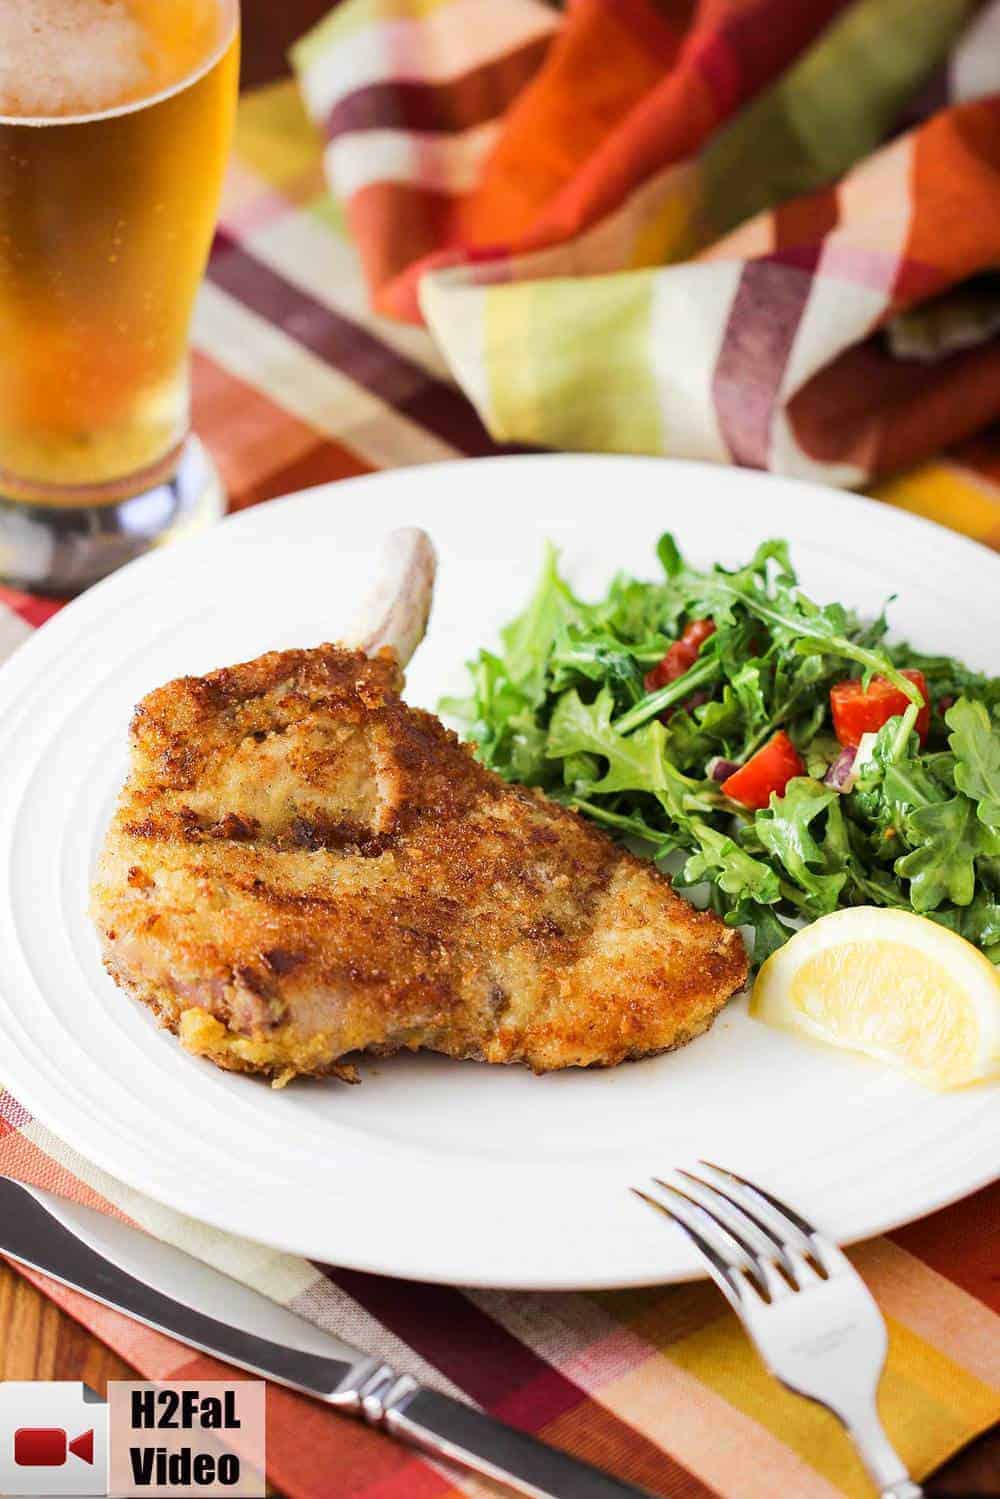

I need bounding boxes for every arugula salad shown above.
[444,537,1000,966]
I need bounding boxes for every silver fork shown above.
[633,1162,923,1499]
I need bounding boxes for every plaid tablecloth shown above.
[1,24,999,1499]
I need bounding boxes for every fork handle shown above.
[843,1407,923,1498]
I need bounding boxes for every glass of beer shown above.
[0,0,240,594]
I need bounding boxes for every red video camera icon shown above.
[14,1428,95,1467]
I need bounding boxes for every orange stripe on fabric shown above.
[0,1135,128,1221]
[351,182,457,318]
[236,439,374,511]
[192,350,323,498]
[342,1456,461,1499]
[773,186,839,252]
[538,1396,717,1499]
[191,351,371,511]
[895,97,1000,307]
[511,54,718,253]
[459,0,685,244]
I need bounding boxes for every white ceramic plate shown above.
[1,456,997,1289]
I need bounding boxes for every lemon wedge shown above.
[751,906,1000,1089]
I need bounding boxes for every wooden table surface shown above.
[2,4,996,1495]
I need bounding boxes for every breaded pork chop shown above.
[91,645,747,1084]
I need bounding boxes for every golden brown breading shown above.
[91,646,748,1082]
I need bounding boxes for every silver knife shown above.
[0,1178,652,1499]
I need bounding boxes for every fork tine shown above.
[697,1162,851,1278]
[631,1188,751,1313]
[653,1179,791,1302]
[651,1180,760,1271]
[679,1168,823,1290]
[673,1169,789,1262]
[699,1161,818,1237]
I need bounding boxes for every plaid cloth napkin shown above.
[2,6,1000,1496]
[292,0,1000,484]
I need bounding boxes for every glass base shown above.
[0,436,224,597]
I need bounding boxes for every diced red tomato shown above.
[644,618,716,693]
[829,668,930,748]
[721,731,806,811]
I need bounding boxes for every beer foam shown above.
[0,0,151,118]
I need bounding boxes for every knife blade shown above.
[0,1178,652,1499]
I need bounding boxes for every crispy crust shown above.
[91,646,748,1081]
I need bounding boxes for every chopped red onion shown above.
[707,756,740,783]
[824,746,858,792]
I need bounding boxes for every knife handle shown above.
[354,1367,653,1499]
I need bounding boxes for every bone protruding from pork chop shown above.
[91,641,749,1086]
[340,527,437,669]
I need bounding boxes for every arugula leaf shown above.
[598,572,683,640]
[548,628,648,704]
[824,800,910,908]
[804,733,841,781]
[682,825,782,906]
[854,720,943,826]
[692,553,918,703]
[546,687,713,828]
[723,896,797,963]
[896,796,1000,911]
[663,687,744,773]
[547,687,666,795]
[613,647,720,735]
[572,799,680,852]
[755,779,847,915]
[947,698,1000,833]
[445,650,553,784]
[500,542,578,704]
[743,654,831,758]
[929,892,1000,959]
[657,533,683,578]
[729,659,769,733]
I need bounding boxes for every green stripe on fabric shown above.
[235,81,320,186]
[699,0,977,241]
[485,272,663,453]
[291,0,459,70]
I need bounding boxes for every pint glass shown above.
[0,0,240,592]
